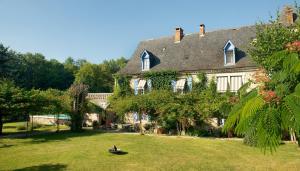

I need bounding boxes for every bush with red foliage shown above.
[286,40,300,52]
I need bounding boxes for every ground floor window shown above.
[217,76,228,92]
[137,79,147,94]
[230,76,243,92]
[175,79,186,94]
[217,75,243,92]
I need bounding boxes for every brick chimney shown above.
[174,27,183,43]
[199,24,205,37]
[281,6,295,25]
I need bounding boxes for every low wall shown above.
[30,115,70,125]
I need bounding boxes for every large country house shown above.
[120,25,257,93]
[119,7,296,95]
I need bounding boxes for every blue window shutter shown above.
[133,112,138,122]
[187,76,192,91]
[147,79,152,91]
[171,80,177,92]
[134,79,139,95]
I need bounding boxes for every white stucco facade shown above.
[129,68,258,93]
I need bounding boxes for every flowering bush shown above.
[259,90,280,103]
[253,68,270,83]
[286,40,300,52]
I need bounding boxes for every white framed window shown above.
[141,50,151,71]
[175,79,186,94]
[143,58,150,71]
[226,50,234,64]
[224,40,236,65]
[230,76,243,92]
[137,79,147,94]
[217,76,228,92]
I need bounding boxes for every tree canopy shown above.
[224,6,300,152]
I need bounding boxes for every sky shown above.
[0,0,296,63]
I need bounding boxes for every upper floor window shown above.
[141,50,151,71]
[143,59,150,70]
[224,40,236,65]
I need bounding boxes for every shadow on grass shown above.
[20,130,106,144]
[17,130,103,144]
[0,143,14,148]
[13,163,67,171]
[109,151,128,155]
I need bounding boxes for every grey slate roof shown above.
[119,25,257,75]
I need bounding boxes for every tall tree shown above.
[0,44,17,78]
[37,89,71,132]
[14,53,74,90]
[69,83,89,132]
[75,58,127,93]
[224,14,300,152]
[160,93,198,135]
[75,63,107,92]
[0,80,23,134]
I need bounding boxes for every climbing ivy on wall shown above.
[143,70,178,90]
[113,74,132,96]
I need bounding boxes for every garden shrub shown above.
[243,127,258,146]
[16,122,43,131]
[143,123,151,131]
[187,128,210,137]
[16,124,26,130]
[92,121,99,130]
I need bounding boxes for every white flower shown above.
[250,38,257,45]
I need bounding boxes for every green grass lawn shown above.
[2,122,69,135]
[0,131,300,171]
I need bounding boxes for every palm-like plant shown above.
[224,48,300,152]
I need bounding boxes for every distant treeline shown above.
[0,43,127,92]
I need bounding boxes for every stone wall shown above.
[30,115,70,125]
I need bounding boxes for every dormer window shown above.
[224,40,236,65]
[143,58,150,70]
[141,50,150,71]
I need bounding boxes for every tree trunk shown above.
[227,129,233,138]
[0,114,3,135]
[290,128,296,143]
[139,114,144,135]
[31,115,34,132]
[181,121,186,136]
[296,131,300,147]
[105,110,107,131]
[56,114,59,133]
[176,121,180,135]
[26,114,29,137]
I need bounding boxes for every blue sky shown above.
[0,0,296,63]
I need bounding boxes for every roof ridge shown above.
[141,24,256,43]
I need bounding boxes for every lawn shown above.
[0,131,300,171]
[2,122,69,135]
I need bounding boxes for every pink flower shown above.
[286,41,300,52]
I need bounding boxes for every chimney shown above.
[174,27,183,43]
[281,6,295,25]
[200,24,205,37]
